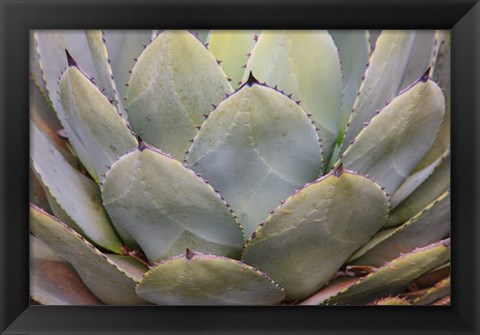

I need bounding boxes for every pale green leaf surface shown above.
[414,33,450,171]
[30,80,70,213]
[44,190,82,233]
[31,235,63,262]
[30,205,147,305]
[186,84,322,237]
[413,276,450,305]
[389,150,449,210]
[106,255,148,282]
[103,30,154,102]
[325,240,451,305]
[30,33,49,100]
[85,30,124,114]
[399,30,437,91]
[347,227,397,263]
[340,79,445,196]
[341,31,416,153]
[102,146,244,262]
[31,124,122,253]
[34,30,109,179]
[351,192,450,266]
[328,30,369,139]
[242,171,389,301]
[136,251,285,305]
[207,30,258,89]
[126,30,233,160]
[242,30,342,160]
[59,66,138,182]
[387,151,450,227]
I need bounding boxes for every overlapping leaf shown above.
[387,151,450,227]
[59,64,138,183]
[350,191,450,266]
[126,30,233,160]
[102,144,244,262]
[325,240,450,305]
[187,82,322,237]
[30,236,102,305]
[31,123,122,253]
[207,30,258,88]
[30,205,148,305]
[341,31,416,153]
[136,250,285,305]
[243,169,389,301]
[243,30,342,161]
[340,77,445,195]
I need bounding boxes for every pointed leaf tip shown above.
[420,67,431,82]
[65,49,77,67]
[245,71,259,87]
[334,163,344,177]
[185,248,195,260]
[137,136,149,152]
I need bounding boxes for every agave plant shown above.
[29,29,451,306]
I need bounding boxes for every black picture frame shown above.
[1,0,479,334]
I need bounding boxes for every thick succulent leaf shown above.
[372,297,411,305]
[103,30,154,102]
[242,30,342,160]
[299,277,360,305]
[30,79,69,212]
[340,78,445,196]
[341,31,416,153]
[30,33,49,100]
[102,145,244,262]
[186,83,322,237]
[242,169,389,301]
[75,254,149,304]
[325,239,450,305]
[387,151,450,227]
[30,236,102,305]
[207,30,258,89]
[350,191,450,266]
[413,276,450,306]
[106,255,147,282]
[85,30,124,114]
[328,30,369,139]
[389,150,449,210]
[126,30,233,160]
[59,65,138,182]
[31,124,122,253]
[136,251,285,305]
[30,205,148,305]
[398,31,437,91]
[33,30,90,111]
[414,33,450,171]
[33,31,105,179]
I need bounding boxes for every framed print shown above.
[1,0,479,334]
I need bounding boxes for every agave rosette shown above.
[30,29,451,305]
